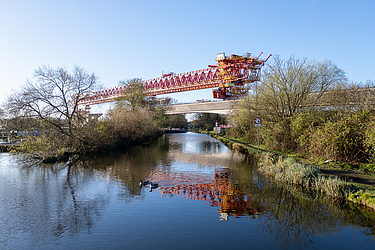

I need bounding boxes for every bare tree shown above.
[257,55,346,121]
[352,80,375,110]
[0,107,4,131]
[5,65,100,142]
[328,80,375,111]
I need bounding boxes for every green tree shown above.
[106,105,159,144]
[148,97,176,129]
[116,78,146,111]
[168,114,188,128]
[229,55,347,150]
[191,113,226,131]
[227,96,258,142]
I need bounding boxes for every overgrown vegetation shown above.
[2,67,185,161]
[258,154,357,200]
[228,55,375,168]
[190,113,227,131]
[209,132,375,210]
[221,54,375,210]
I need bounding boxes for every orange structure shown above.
[147,169,266,219]
[77,52,271,110]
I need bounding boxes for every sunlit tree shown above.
[6,65,100,140]
[116,78,146,111]
[191,113,226,131]
[257,55,346,121]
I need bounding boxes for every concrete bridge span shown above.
[165,100,239,115]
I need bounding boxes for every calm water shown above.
[1,133,375,250]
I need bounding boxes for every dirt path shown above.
[220,135,375,188]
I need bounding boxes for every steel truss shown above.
[77,52,271,108]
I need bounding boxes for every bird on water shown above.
[139,180,158,188]
[139,180,150,186]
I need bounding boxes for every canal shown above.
[1,132,375,249]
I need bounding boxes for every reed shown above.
[258,153,355,200]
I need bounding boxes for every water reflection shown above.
[154,169,266,220]
[0,156,110,249]
[169,133,226,155]
[1,133,375,250]
[143,134,375,249]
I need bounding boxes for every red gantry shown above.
[76,52,271,112]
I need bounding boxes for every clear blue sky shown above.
[1,0,374,113]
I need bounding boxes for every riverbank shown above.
[204,131,375,211]
[0,142,19,152]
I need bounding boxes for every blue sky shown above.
[1,0,374,113]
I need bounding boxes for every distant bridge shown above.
[165,100,239,115]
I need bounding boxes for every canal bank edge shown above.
[202,131,375,211]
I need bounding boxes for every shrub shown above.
[258,154,355,200]
[364,117,375,163]
[309,110,373,163]
[262,119,297,153]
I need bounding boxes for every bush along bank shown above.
[227,110,375,173]
[204,131,375,211]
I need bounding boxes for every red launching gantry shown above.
[77,52,271,111]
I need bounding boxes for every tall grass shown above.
[258,153,356,200]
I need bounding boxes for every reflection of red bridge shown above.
[156,170,265,218]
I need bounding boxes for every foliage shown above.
[5,67,164,158]
[229,55,375,163]
[190,113,226,131]
[349,190,375,209]
[326,80,375,111]
[290,112,327,156]
[227,95,258,143]
[1,117,45,132]
[364,117,375,163]
[16,133,68,158]
[230,54,346,147]
[168,114,188,128]
[0,107,4,126]
[152,107,170,129]
[116,78,146,111]
[212,132,375,210]
[146,97,187,129]
[15,107,161,157]
[254,55,346,122]
[309,110,374,163]
[258,154,356,200]
[261,119,297,152]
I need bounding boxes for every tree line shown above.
[1,66,187,159]
[228,55,375,165]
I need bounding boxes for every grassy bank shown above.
[203,131,375,211]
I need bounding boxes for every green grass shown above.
[348,189,375,208]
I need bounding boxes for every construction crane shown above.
[77,52,271,112]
